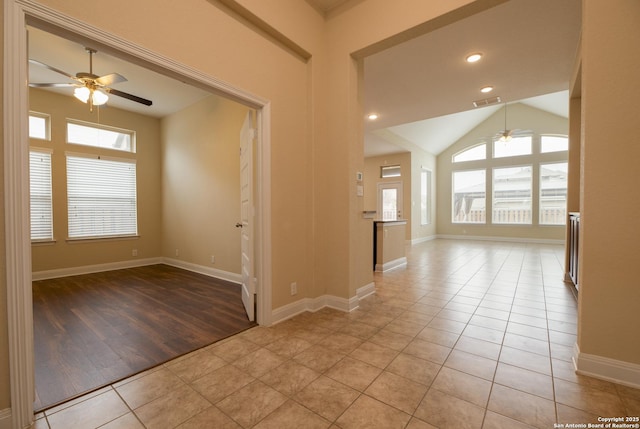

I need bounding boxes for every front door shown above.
[239,111,255,321]
[377,181,403,220]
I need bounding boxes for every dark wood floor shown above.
[32,264,255,412]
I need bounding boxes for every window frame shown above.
[492,164,533,225]
[420,168,432,225]
[452,142,487,163]
[29,111,51,141]
[66,118,136,153]
[452,168,487,224]
[539,161,568,226]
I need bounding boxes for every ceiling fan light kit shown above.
[29,47,152,112]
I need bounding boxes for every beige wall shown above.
[437,103,569,240]
[29,89,162,272]
[578,0,640,365]
[0,0,9,411]
[161,95,249,273]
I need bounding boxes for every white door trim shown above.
[4,1,272,426]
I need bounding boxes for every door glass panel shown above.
[382,188,397,221]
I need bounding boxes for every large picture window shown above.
[452,169,486,223]
[66,155,138,239]
[492,166,532,224]
[540,162,568,225]
[67,119,135,153]
[421,169,432,225]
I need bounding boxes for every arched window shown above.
[452,143,486,163]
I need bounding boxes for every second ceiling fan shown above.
[29,47,153,112]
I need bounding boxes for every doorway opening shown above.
[5,2,272,424]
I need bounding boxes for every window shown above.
[67,120,135,153]
[421,169,431,225]
[540,162,568,225]
[541,135,569,153]
[452,170,486,223]
[380,165,401,178]
[66,155,137,239]
[453,143,486,163]
[493,166,532,224]
[494,136,532,158]
[29,112,50,140]
[30,150,53,241]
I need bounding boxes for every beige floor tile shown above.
[339,321,381,340]
[414,388,485,429]
[44,385,114,415]
[368,329,413,351]
[408,303,442,317]
[134,384,212,429]
[555,403,601,426]
[240,326,287,346]
[253,400,330,429]
[405,417,438,429]
[176,406,241,429]
[292,344,346,372]
[259,359,320,396]
[454,336,501,360]
[551,359,619,393]
[436,309,473,323]
[47,389,129,429]
[548,329,577,347]
[115,367,185,410]
[468,314,508,331]
[317,332,363,354]
[395,310,435,325]
[416,326,460,347]
[335,394,411,429]
[503,332,550,356]
[291,326,332,344]
[166,349,227,383]
[494,362,554,400]
[488,384,556,428]
[353,312,395,328]
[209,337,262,362]
[232,347,287,378]
[216,380,287,428]
[430,366,492,408]
[264,335,313,358]
[365,371,428,414]
[426,317,467,335]
[444,349,497,380]
[31,417,50,429]
[349,341,399,368]
[99,412,145,429]
[294,375,359,421]
[403,338,451,365]
[386,352,441,386]
[191,364,255,404]
[482,411,536,429]
[325,356,382,391]
[554,378,627,416]
[462,324,505,344]
[384,318,428,337]
[499,346,552,375]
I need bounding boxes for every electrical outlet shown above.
[210,255,215,264]
[290,282,297,296]
[132,249,138,257]
[175,249,179,257]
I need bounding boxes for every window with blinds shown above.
[30,150,53,241]
[66,154,138,239]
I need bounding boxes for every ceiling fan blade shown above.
[29,82,75,88]
[29,59,77,81]
[106,88,153,106]
[95,73,127,86]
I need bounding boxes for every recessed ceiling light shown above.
[367,113,379,120]
[466,53,483,63]
[480,86,494,93]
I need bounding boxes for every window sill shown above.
[66,235,140,244]
[31,239,56,246]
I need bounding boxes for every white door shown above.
[377,182,403,220]
[239,111,255,321]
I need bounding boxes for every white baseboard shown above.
[573,343,640,389]
[272,283,376,325]
[410,235,436,245]
[375,257,407,272]
[163,258,241,284]
[32,257,163,281]
[0,409,11,429]
[32,257,241,286]
[437,234,564,245]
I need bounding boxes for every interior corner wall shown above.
[0,0,10,412]
[436,103,568,241]
[577,0,640,367]
[160,95,248,274]
[29,88,163,272]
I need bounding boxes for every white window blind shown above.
[66,154,138,239]
[30,150,53,241]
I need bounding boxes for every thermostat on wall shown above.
[356,172,363,182]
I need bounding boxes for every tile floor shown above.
[32,240,640,429]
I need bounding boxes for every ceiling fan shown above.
[495,102,530,142]
[29,47,153,112]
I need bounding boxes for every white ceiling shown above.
[28,0,581,158]
[363,0,581,156]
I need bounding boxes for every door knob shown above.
[235,222,243,228]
